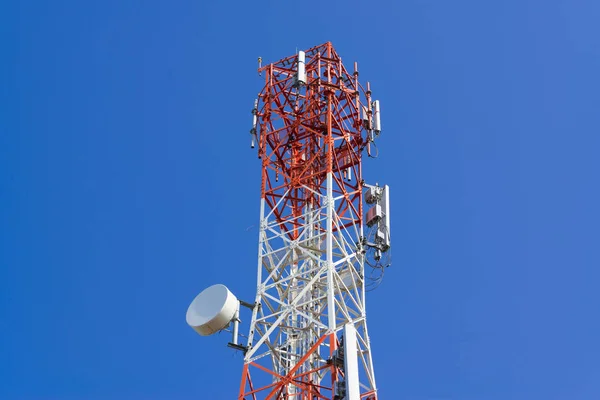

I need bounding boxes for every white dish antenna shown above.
[186,284,238,336]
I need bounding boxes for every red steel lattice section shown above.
[256,42,373,240]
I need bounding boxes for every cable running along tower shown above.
[186,42,391,400]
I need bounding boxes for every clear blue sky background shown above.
[2,1,599,399]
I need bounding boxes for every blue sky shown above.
[2,0,600,399]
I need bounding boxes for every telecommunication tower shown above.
[187,42,391,400]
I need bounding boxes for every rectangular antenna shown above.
[343,323,361,400]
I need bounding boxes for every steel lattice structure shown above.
[239,42,384,400]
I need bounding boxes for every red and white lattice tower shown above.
[239,42,391,400]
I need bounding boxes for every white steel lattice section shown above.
[245,184,377,393]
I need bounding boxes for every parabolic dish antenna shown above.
[186,284,238,336]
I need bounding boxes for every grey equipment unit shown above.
[363,183,391,259]
[366,204,382,227]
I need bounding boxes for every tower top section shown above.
[250,43,383,223]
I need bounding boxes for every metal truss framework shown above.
[240,42,378,400]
